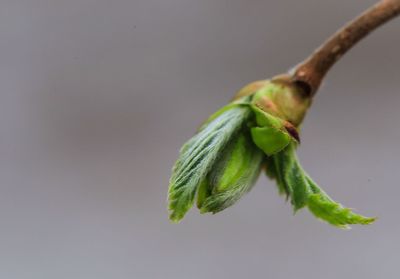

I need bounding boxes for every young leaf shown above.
[199,96,252,131]
[249,105,297,155]
[267,143,376,228]
[168,106,251,222]
[200,131,264,213]
[251,126,291,156]
[305,177,376,229]
[251,105,285,130]
[264,155,287,195]
[270,143,311,210]
[196,178,211,209]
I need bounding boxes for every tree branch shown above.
[292,0,400,97]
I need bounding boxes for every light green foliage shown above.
[307,194,375,229]
[169,78,375,228]
[196,178,211,209]
[251,127,291,156]
[270,143,311,210]
[251,105,286,130]
[306,178,376,228]
[168,106,251,222]
[199,96,252,130]
[266,143,376,228]
[249,106,294,155]
[200,132,264,213]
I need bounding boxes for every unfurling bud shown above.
[168,75,375,228]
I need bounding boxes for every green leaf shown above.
[305,177,376,229]
[249,105,297,156]
[199,96,252,131]
[200,131,264,213]
[168,106,251,222]
[196,178,211,209]
[251,126,291,156]
[271,143,311,210]
[264,155,287,195]
[267,143,376,228]
[251,105,284,130]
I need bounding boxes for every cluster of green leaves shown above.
[168,82,375,228]
[168,105,259,222]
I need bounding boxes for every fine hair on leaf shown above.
[200,130,264,213]
[168,106,251,222]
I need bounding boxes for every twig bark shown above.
[292,0,400,97]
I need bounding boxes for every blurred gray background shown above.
[1,0,399,278]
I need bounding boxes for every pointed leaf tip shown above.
[267,143,376,228]
[307,193,376,228]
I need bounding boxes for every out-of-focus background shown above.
[1,0,399,278]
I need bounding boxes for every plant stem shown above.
[292,0,400,97]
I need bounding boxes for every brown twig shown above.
[292,0,400,97]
